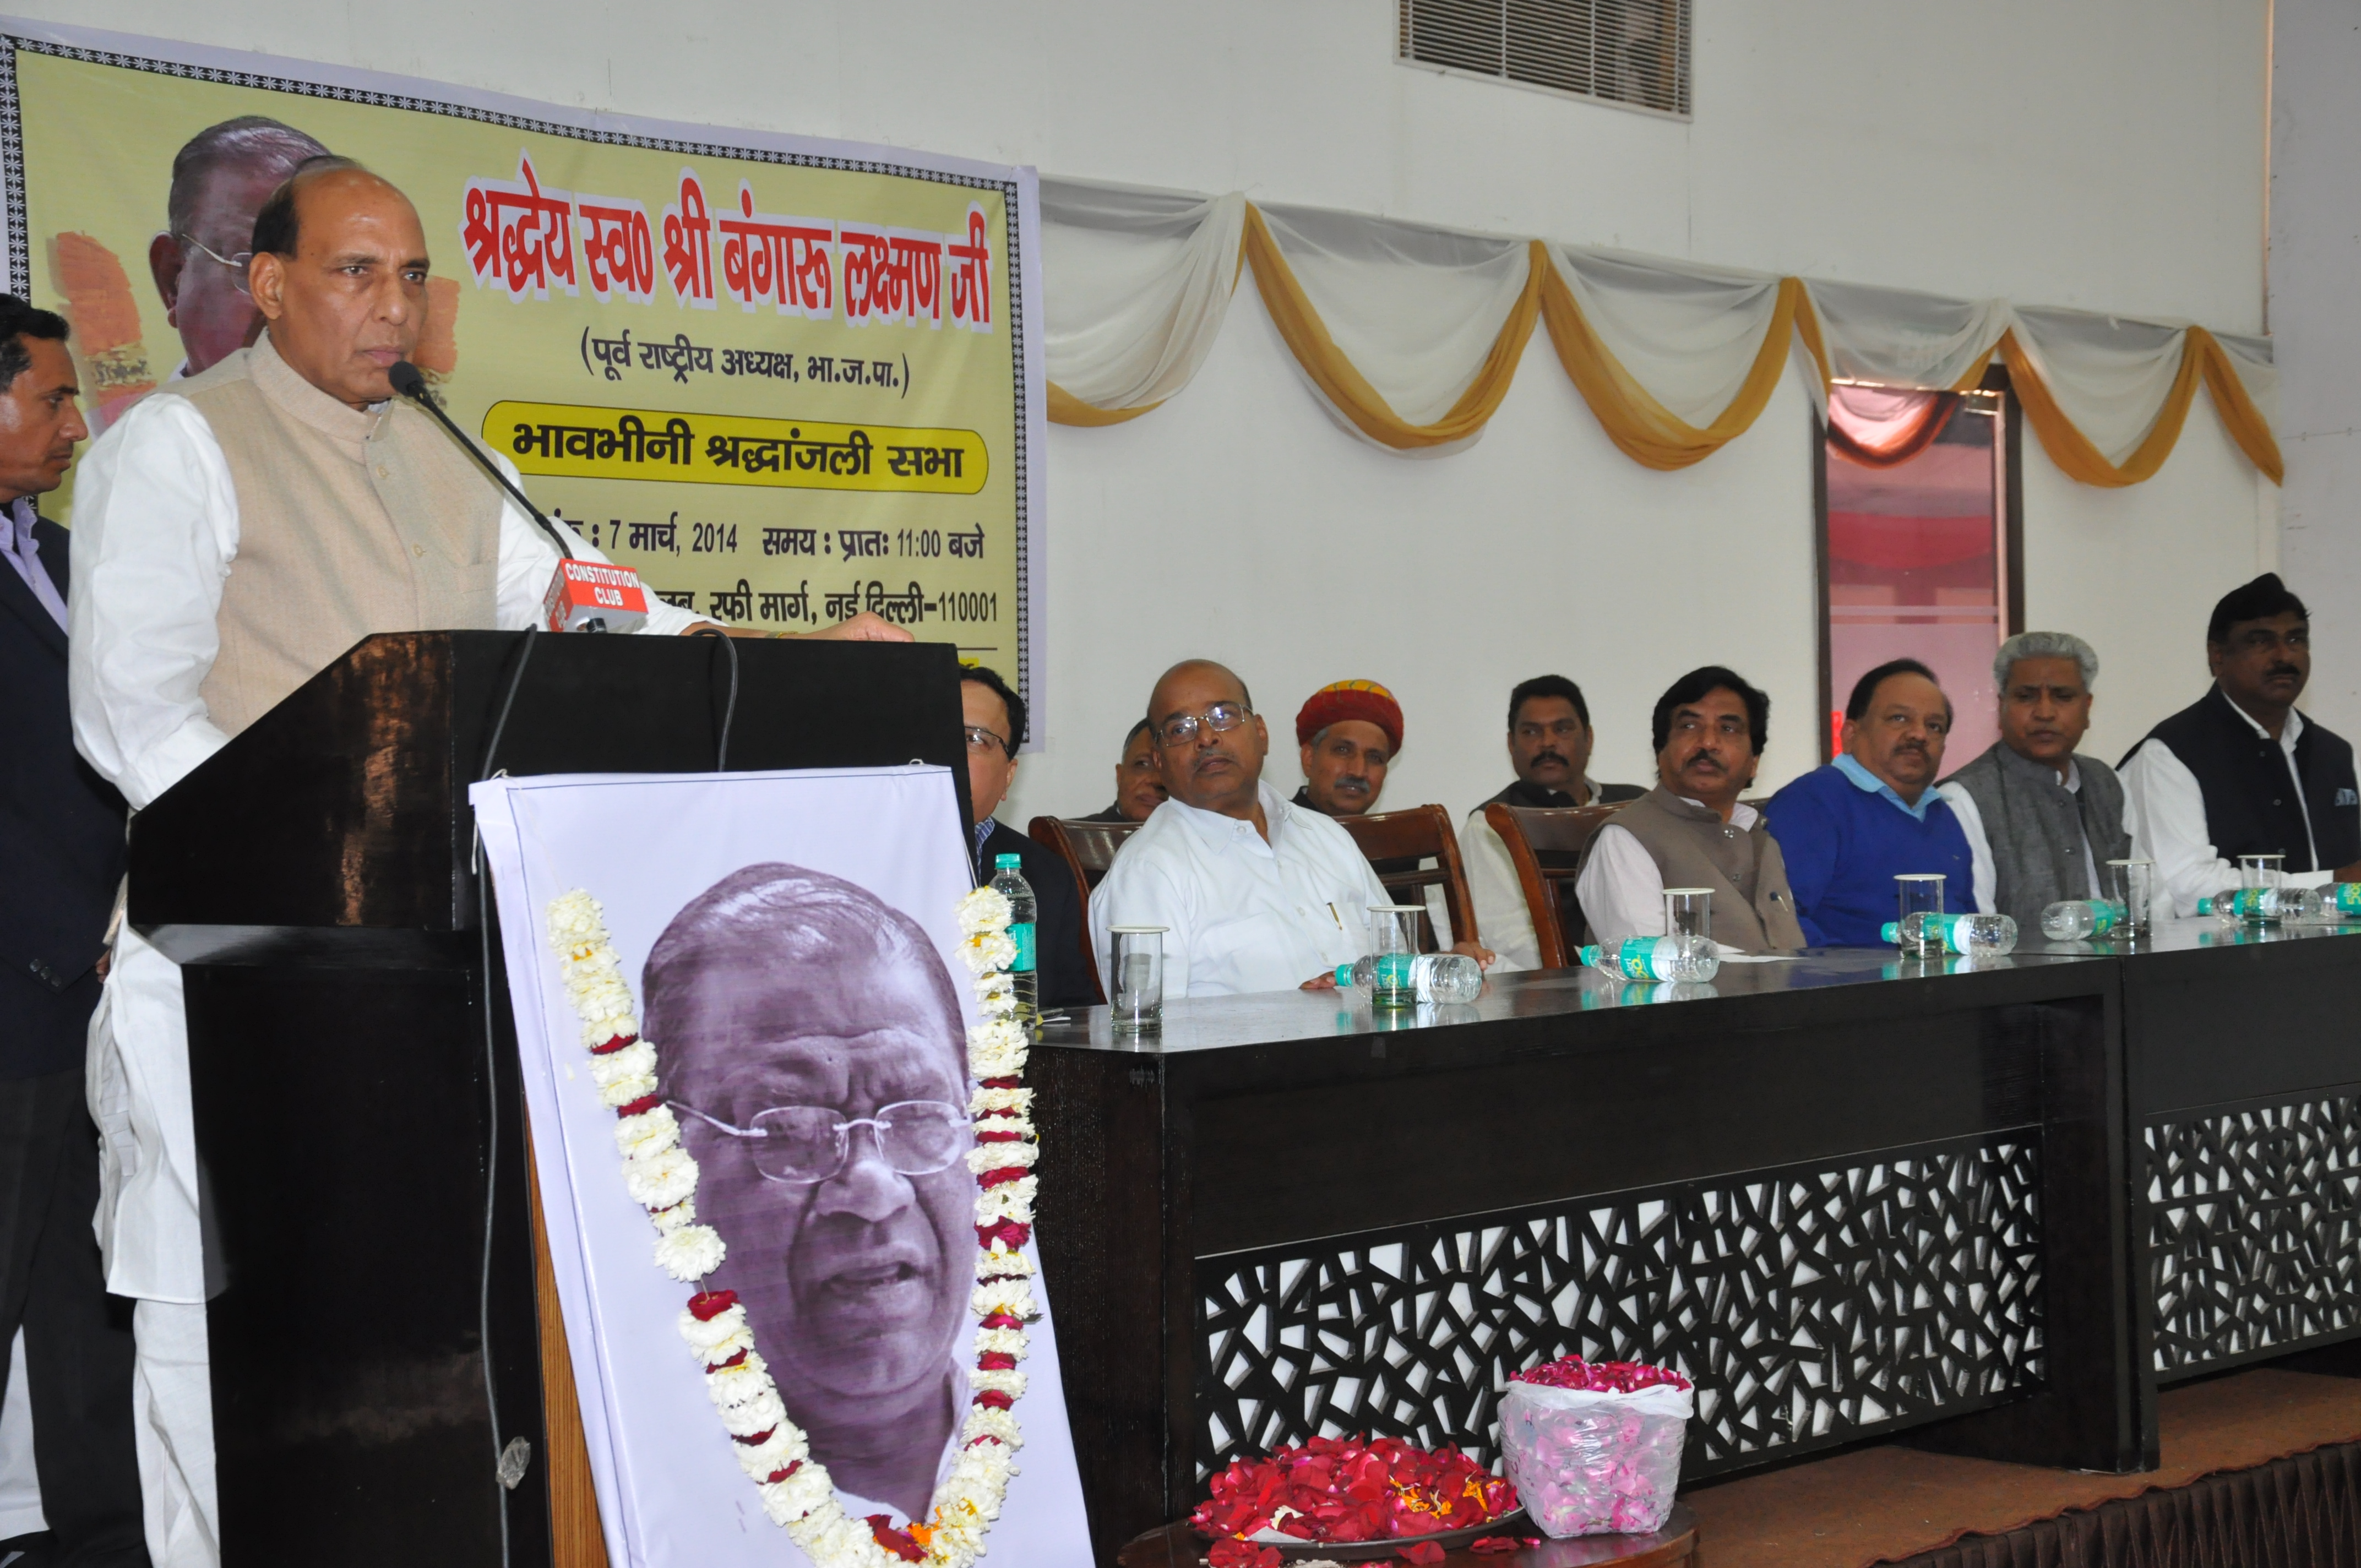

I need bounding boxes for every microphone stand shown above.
[388,360,575,562]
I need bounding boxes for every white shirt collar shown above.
[2222,689,2305,750]
[1676,794,1759,830]
[1160,778,1291,859]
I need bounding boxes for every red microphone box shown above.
[543,558,651,634]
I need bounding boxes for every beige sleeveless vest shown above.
[181,331,503,739]
[1611,786,1808,954]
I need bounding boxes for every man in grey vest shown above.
[1574,666,1805,954]
[1937,631,2130,930]
[68,158,903,1568]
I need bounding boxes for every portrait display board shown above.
[0,18,1042,704]
[473,766,1090,1566]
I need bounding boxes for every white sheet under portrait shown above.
[645,862,975,1523]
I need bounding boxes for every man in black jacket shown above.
[2121,573,2361,917]
[959,666,1092,1010]
[0,295,148,1564]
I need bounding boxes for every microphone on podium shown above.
[389,360,649,634]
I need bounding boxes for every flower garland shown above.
[544,883,1042,1568]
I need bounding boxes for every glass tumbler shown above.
[2104,858,2154,934]
[2238,852,2286,925]
[1896,874,1947,958]
[1663,888,1712,946]
[1368,905,1425,1009]
[1108,925,1165,1032]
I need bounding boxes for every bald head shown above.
[1147,660,1268,820]
[247,161,428,410]
[1147,660,1252,723]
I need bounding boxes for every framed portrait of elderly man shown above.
[474,765,1090,1567]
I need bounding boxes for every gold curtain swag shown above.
[1045,383,1161,426]
[1045,202,2286,489]
[2000,327,2282,488]
[1238,208,1542,451]
[1539,264,1810,471]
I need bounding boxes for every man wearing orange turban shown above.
[1292,679,1402,818]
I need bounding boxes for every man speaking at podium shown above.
[66,157,905,1566]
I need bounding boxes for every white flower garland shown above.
[545,883,1042,1568]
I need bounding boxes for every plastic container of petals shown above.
[1498,1358,1691,1538]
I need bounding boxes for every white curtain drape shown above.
[1550,244,1806,421]
[1802,278,2014,393]
[1033,177,2281,485]
[1254,203,1535,450]
[1040,178,1244,416]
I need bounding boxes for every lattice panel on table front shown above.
[1196,1136,2044,1480]
[2148,1091,2361,1378]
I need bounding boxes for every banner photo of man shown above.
[474,765,1090,1567]
[5,25,1037,688]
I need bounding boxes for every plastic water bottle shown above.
[1579,935,1720,983]
[988,853,1038,1030]
[2039,899,2127,941]
[1880,912,2019,955]
[1334,952,1484,1004]
[2199,885,2326,923]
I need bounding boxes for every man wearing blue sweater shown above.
[1765,659,1978,945]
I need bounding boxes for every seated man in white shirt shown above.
[1575,666,1804,955]
[2118,573,2361,917]
[1463,676,1644,970]
[1089,660,1491,998]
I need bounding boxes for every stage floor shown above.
[1684,1369,2361,1568]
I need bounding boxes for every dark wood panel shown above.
[132,631,972,949]
[2123,940,2361,1114]
[1184,992,2052,1257]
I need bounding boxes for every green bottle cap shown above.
[994,853,1020,868]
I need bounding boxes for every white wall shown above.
[2271,0,2361,737]
[12,0,2276,824]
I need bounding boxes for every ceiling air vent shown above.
[1399,0,1692,119]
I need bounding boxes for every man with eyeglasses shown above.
[648,863,976,1525]
[69,158,906,1568]
[148,117,329,380]
[1462,675,1644,971]
[1089,659,1448,997]
[1764,657,1978,946]
[959,665,1090,1008]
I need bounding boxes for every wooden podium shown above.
[128,631,972,1566]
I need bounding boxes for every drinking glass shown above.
[2238,852,2286,925]
[1108,926,1165,1032]
[1368,905,1425,1009]
[1663,888,1712,945]
[1895,874,1947,957]
[2104,858,2154,934]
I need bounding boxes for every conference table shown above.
[1030,917,2361,1562]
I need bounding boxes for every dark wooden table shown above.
[1117,1505,1696,1568]
[1034,947,2140,1562]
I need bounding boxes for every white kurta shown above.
[1089,781,1391,998]
[2119,703,2331,917]
[67,385,710,1567]
[1573,801,1764,954]
[1461,780,1613,972]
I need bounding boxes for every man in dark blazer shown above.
[0,295,147,1565]
[959,665,1093,1011]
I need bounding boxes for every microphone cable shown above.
[692,625,739,772]
[470,625,542,1568]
